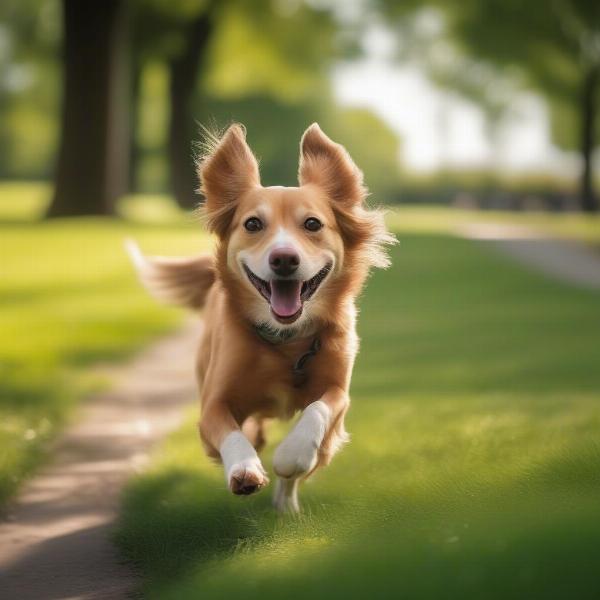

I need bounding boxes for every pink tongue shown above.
[270,280,302,317]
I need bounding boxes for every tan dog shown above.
[128,123,394,512]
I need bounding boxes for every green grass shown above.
[5,182,599,245]
[116,232,600,599]
[386,205,600,246]
[0,183,211,505]
[3,182,600,596]
[0,181,51,220]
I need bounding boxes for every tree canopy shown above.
[0,0,402,215]
[379,0,600,210]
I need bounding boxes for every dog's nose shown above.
[269,248,300,277]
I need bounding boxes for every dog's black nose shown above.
[269,248,300,277]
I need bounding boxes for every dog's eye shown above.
[304,217,322,232]
[244,217,263,232]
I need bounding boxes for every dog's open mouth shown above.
[243,262,333,324]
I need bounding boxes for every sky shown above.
[332,25,579,177]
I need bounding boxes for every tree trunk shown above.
[47,0,129,217]
[168,9,214,210]
[580,65,598,213]
[128,56,142,193]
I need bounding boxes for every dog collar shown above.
[253,322,298,345]
[252,323,321,387]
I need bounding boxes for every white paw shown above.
[220,431,269,496]
[273,435,319,478]
[273,478,300,513]
[272,401,330,479]
[228,458,269,496]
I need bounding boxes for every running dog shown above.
[128,123,395,512]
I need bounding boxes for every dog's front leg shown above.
[199,403,269,496]
[272,387,348,512]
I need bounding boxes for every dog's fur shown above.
[128,123,394,512]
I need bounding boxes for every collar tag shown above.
[292,337,321,387]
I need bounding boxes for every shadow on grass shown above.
[115,468,279,582]
[116,441,600,600]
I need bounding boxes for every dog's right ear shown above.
[197,124,260,237]
[298,123,366,207]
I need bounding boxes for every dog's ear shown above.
[298,123,366,206]
[299,123,395,268]
[198,124,260,236]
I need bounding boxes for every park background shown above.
[1,0,600,598]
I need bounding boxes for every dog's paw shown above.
[228,459,269,496]
[273,401,330,479]
[220,431,269,496]
[273,436,319,479]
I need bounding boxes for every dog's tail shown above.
[125,239,216,310]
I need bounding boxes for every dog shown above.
[127,123,395,512]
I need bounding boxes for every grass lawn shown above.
[386,205,600,246]
[3,182,599,596]
[0,183,210,505]
[116,232,600,599]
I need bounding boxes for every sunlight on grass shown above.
[387,205,600,245]
[0,181,192,225]
[119,193,192,224]
[0,191,210,505]
[0,181,50,220]
[116,234,600,599]
[2,181,598,244]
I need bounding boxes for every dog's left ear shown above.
[198,124,261,236]
[298,123,366,206]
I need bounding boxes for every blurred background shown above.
[1,0,599,214]
[1,2,600,599]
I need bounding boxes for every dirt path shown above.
[0,321,201,600]
[457,222,600,289]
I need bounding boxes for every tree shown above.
[167,4,217,209]
[0,0,61,181]
[380,0,600,211]
[130,0,338,208]
[447,0,600,212]
[47,0,129,217]
[8,0,355,214]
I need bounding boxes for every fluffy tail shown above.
[125,239,215,310]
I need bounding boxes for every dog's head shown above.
[198,123,394,332]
